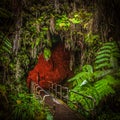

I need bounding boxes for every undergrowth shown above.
[67,42,120,118]
[0,83,53,120]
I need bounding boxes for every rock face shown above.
[27,43,73,89]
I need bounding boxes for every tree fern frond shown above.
[68,65,93,83]
[96,53,110,60]
[104,42,114,46]
[69,75,119,112]
[2,46,11,53]
[0,34,12,54]
[93,69,113,79]
[95,57,109,64]
[94,42,120,70]
[69,69,120,116]
[95,75,119,87]
[82,65,93,73]
[4,39,12,49]
[100,45,112,50]
[68,73,82,82]
[97,86,115,100]
[97,49,111,55]
[68,42,120,115]
[95,62,111,70]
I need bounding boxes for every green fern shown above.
[68,42,120,117]
[94,42,120,70]
[69,75,119,113]
[0,32,12,54]
[68,65,93,87]
[96,49,111,56]
[82,65,93,73]
[95,62,111,70]
[95,58,109,64]
[0,32,12,66]
[100,42,114,50]
[96,53,110,60]
[93,69,113,79]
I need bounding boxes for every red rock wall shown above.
[27,43,73,89]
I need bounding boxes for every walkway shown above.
[44,96,85,120]
[31,81,89,120]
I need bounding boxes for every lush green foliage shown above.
[94,42,120,70]
[0,30,53,119]
[9,92,53,120]
[85,32,100,45]
[0,32,12,65]
[56,14,70,30]
[1,1,120,119]
[43,48,51,60]
[0,79,53,120]
[68,42,120,116]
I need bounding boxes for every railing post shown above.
[46,81,70,103]
[60,85,62,99]
[55,83,57,98]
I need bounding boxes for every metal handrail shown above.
[47,81,69,101]
[31,81,96,116]
[47,81,96,113]
[31,81,53,102]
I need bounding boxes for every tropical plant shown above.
[43,47,51,61]
[9,92,53,120]
[56,14,70,31]
[68,65,94,87]
[68,71,120,116]
[94,42,120,70]
[0,32,12,83]
[68,42,120,117]
[0,32,12,57]
[85,32,100,45]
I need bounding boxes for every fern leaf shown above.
[100,45,113,50]
[94,75,118,104]
[82,65,93,73]
[97,86,115,100]
[68,71,93,86]
[110,55,118,69]
[95,75,118,86]
[97,49,111,55]
[95,57,109,64]
[2,46,11,53]
[94,42,120,71]
[96,53,110,60]
[95,62,111,70]
[68,73,82,82]
[104,42,114,46]
[4,39,12,49]
[93,70,113,79]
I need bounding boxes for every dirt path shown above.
[44,96,85,120]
